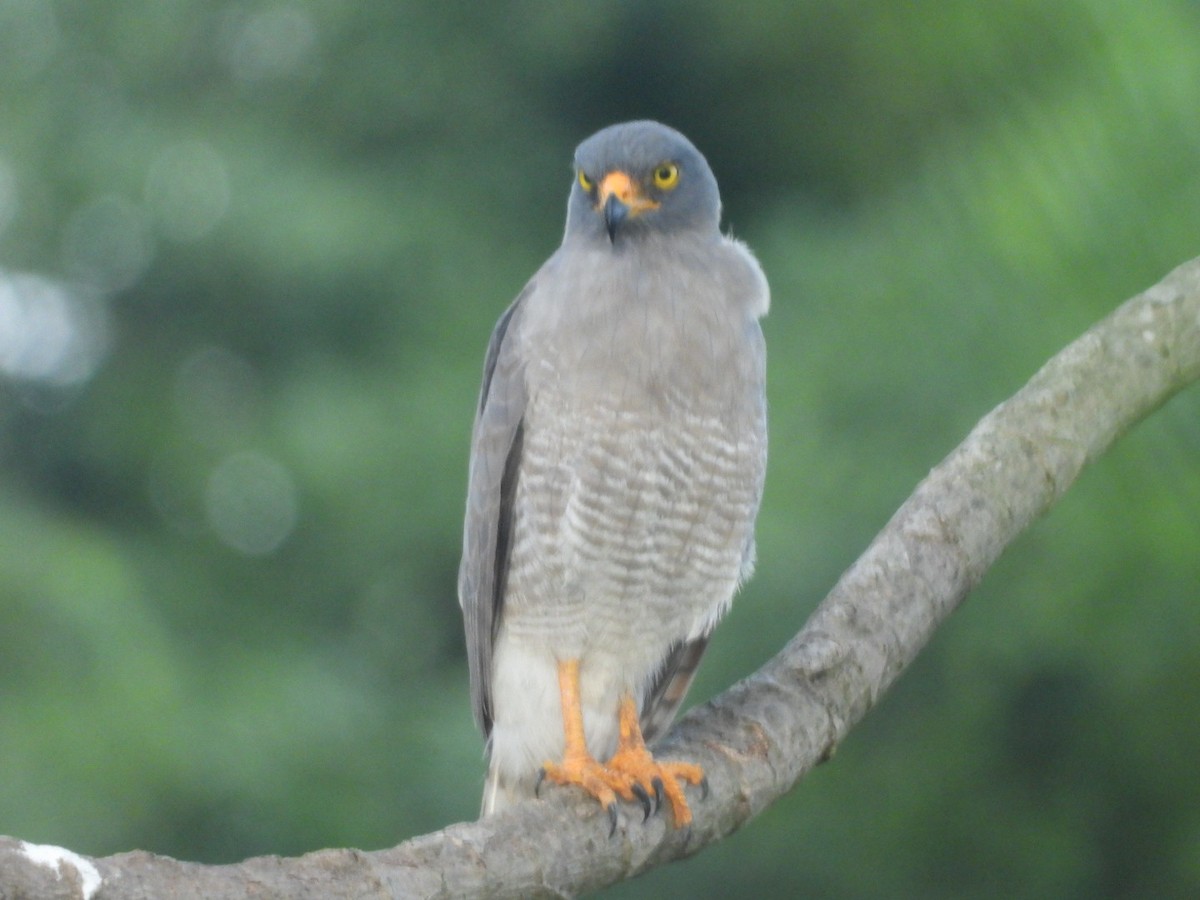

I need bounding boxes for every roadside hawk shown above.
[459,120,768,829]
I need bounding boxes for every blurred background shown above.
[2,1,1199,896]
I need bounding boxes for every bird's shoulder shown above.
[714,233,770,319]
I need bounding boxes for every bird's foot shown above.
[540,746,704,830]
[539,754,630,834]
[605,743,705,827]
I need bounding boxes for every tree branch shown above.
[4,258,1199,899]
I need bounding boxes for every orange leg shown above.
[540,659,622,821]
[540,659,705,829]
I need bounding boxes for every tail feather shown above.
[640,637,709,745]
[481,761,533,817]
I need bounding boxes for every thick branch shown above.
[3,258,1199,899]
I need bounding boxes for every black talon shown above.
[534,768,546,798]
[606,803,619,837]
[630,782,653,821]
[699,775,710,800]
[651,777,666,813]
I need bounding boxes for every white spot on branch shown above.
[18,841,102,899]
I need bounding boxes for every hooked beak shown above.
[603,194,627,242]
[597,171,659,242]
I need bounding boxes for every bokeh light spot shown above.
[174,345,263,447]
[220,5,318,84]
[205,451,298,556]
[145,141,230,243]
[0,269,110,386]
[61,195,153,294]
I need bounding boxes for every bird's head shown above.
[565,121,722,244]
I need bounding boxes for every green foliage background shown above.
[2,2,1199,896]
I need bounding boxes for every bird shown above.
[458,120,768,830]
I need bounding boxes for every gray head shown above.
[565,121,722,244]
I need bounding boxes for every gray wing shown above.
[458,284,530,738]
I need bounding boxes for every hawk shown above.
[459,120,768,828]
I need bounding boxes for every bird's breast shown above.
[501,243,767,656]
[523,241,763,410]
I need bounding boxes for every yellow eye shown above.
[652,162,679,190]
[578,170,595,192]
